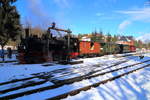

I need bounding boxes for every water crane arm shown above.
[48,22,72,33]
[48,27,72,33]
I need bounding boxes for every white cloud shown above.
[117,7,150,34]
[96,13,104,16]
[116,7,150,21]
[136,33,150,43]
[144,1,150,7]
[118,20,131,34]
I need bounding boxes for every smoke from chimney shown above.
[24,0,53,29]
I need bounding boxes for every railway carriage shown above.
[100,42,121,54]
[130,45,136,52]
[79,41,101,57]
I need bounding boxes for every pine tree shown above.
[112,35,118,42]
[0,0,22,61]
[98,30,104,42]
[107,33,112,42]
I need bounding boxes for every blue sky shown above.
[14,0,150,38]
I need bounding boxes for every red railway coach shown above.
[130,45,136,52]
[79,41,101,57]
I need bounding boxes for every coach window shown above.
[90,42,94,50]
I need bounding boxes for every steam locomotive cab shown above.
[18,34,51,64]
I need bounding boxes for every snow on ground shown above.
[62,53,150,100]
[0,52,150,100]
[63,67,150,100]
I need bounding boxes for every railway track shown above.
[0,52,139,84]
[0,55,133,86]
[41,55,138,79]
[0,54,136,86]
[0,58,149,100]
[0,52,135,64]
[0,59,128,94]
[0,52,142,64]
